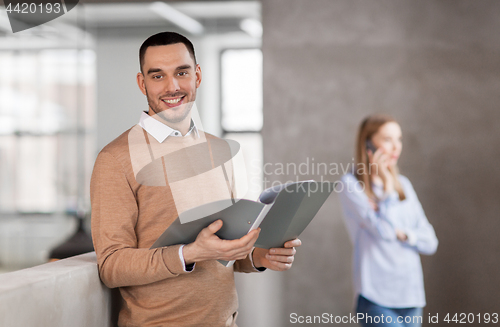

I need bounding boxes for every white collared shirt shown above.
[139,111,199,143]
[139,111,199,271]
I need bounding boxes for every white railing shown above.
[0,252,112,327]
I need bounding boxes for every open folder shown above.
[150,180,335,266]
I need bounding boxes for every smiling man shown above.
[90,32,301,327]
[137,40,200,129]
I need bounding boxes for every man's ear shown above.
[195,64,202,88]
[137,72,147,95]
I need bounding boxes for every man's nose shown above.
[164,76,180,93]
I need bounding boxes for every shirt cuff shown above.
[249,247,267,272]
[179,245,195,272]
[405,230,417,247]
[381,190,399,203]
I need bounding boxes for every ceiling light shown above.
[149,2,204,35]
[239,18,262,38]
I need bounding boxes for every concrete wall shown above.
[0,252,111,327]
[262,0,500,325]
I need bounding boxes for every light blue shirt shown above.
[338,173,438,308]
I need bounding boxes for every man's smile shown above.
[162,96,185,107]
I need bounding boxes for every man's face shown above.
[137,43,201,124]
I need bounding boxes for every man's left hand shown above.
[252,239,302,271]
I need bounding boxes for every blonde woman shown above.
[338,114,438,327]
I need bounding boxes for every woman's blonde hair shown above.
[355,114,406,201]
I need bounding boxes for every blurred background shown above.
[1,0,499,326]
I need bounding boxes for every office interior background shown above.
[0,0,499,326]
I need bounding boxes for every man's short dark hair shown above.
[139,31,197,73]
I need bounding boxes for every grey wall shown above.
[95,27,162,152]
[262,0,500,325]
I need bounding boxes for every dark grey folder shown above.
[255,181,335,249]
[150,180,335,266]
[151,199,266,250]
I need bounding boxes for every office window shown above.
[0,50,95,213]
[221,48,263,132]
[221,48,263,199]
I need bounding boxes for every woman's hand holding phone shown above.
[366,141,395,194]
[395,229,408,242]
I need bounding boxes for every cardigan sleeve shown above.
[233,249,267,273]
[91,151,192,289]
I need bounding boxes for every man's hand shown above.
[182,220,260,265]
[252,239,302,271]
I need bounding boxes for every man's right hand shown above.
[182,219,260,265]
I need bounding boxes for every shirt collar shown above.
[139,111,199,143]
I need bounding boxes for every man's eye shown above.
[153,75,162,79]
[178,71,187,76]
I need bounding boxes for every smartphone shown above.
[365,140,377,153]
